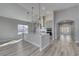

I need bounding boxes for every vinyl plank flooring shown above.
[0,40,79,56]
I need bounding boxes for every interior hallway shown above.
[0,40,79,56]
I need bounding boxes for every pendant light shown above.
[32,6,34,23]
[38,3,41,28]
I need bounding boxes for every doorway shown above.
[57,20,74,42]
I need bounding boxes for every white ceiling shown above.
[18,3,79,22]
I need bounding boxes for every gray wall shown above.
[0,3,31,22]
[54,5,79,41]
[0,16,31,42]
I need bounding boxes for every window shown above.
[18,24,28,35]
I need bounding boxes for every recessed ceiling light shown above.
[46,11,50,14]
[42,7,45,10]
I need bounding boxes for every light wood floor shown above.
[0,40,79,56]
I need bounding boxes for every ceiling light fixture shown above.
[42,7,45,10]
[46,11,50,15]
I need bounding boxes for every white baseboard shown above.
[0,39,22,47]
[24,39,40,48]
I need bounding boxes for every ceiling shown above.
[18,3,79,22]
